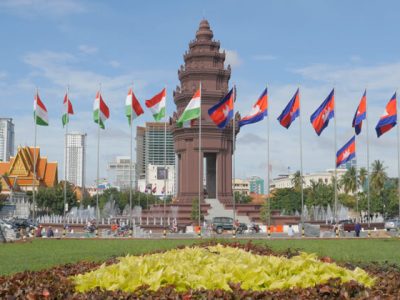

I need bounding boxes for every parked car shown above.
[385,218,400,231]
[338,219,355,232]
[211,217,247,234]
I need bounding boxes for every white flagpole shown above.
[396,91,400,221]
[96,86,101,228]
[163,87,167,228]
[366,90,371,226]
[334,89,338,223]
[63,86,69,225]
[33,89,38,221]
[232,85,236,224]
[299,88,304,226]
[267,86,271,228]
[198,82,202,229]
[129,87,133,232]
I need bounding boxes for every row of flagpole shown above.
[32,85,400,227]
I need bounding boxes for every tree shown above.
[291,171,304,192]
[36,182,77,215]
[340,166,357,194]
[190,198,203,225]
[234,191,252,204]
[269,188,301,214]
[370,160,387,196]
[358,167,368,192]
[260,198,270,224]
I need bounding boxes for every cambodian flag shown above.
[310,89,335,136]
[239,87,268,128]
[352,90,367,135]
[277,88,300,129]
[376,93,397,137]
[208,87,234,129]
[336,136,356,167]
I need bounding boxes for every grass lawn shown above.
[0,238,399,276]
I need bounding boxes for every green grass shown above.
[0,238,399,276]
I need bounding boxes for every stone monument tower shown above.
[172,20,238,204]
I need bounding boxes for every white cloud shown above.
[109,60,121,68]
[78,45,98,55]
[0,0,85,16]
[252,54,277,61]
[224,49,242,67]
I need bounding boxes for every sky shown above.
[1,0,400,187]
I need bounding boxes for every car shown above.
[211,217,247,234]
[385,218,400,231]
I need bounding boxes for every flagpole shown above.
[267,86,271,229]
[63,86,69,226]
[334,89,338,223]
[366,90,371,227]
[96,86,101,228]
[232,85,236,225]
[129,88,133,233]
[163,87,167,229]
[33,89,38,221]
[299,88,304,227]
[396,91,400,221]
[198,82,202,230]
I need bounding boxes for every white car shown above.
[384,219,400,231]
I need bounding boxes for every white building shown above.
[65,133,86,187]
[271,169,347,190]
[137,164,175,197]
[0,118,14,162]
[107,156,135,190]
[233,178,250,195]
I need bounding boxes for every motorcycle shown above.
[249,224,261,234]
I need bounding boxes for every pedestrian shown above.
[46,226,54,238]
[288,224,294,237]
[35,226,42,238]
[355,221,361,237]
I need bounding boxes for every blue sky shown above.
[1,0,400,186]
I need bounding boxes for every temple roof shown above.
[196,19,213,41]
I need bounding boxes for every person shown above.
[288,224,294,237]
[46,226,54,238]
[355,221,361,237]
[35,225,42,238]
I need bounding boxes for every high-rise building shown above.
[136,122,175,181]
[107,156,135,190]
[0,118,14,162]
[248,176,265,194]
[65,133,86,187]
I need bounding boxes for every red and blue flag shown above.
[352,90,367,135]
[208,87,235,128]
[310,89,335,136]
[277,88,300,129]
[336,136,356,167]
[375,93,397,137]
[239,87,268,128]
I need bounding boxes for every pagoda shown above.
[171,20,239,204]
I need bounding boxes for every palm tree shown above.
[370,160,387,195]
[340,166,357,194]
[358,167,368,191]
[291,170,304,192]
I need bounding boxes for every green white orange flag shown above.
[145,88,166,121]
[93,91,110,129]
[177,87,201,127]
[34,93,49,126]
[62,93,74,127]
[125,88,144,125]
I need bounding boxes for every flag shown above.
[152,185,157,194]
[34,93,49,126]
[277,88,300,129]
[352,90,366,135]
[376,93,397,137]
[177,87,201,127]
[208,87,234,128]
[62,93,74,127]
[336,136,356,167]
[125,88,144,125]
[145,88,166,121]
[239,87,268,127]
[93,91,110,129]
[310,89,335,135]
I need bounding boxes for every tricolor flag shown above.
[239,87,268,128]
[125,88,144,125]
[336,136,356,167]
[62,93,74,127]
[34,93,49,126]
[93,91,110,129]
[376,93,397,137]
[145,88,166,121]
[352,90,366,135]
[177,87,201,127]
[277,88,300,129]
[310,89,335,136]
[208,87,235,129]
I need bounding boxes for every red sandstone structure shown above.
[171,19,239,204]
